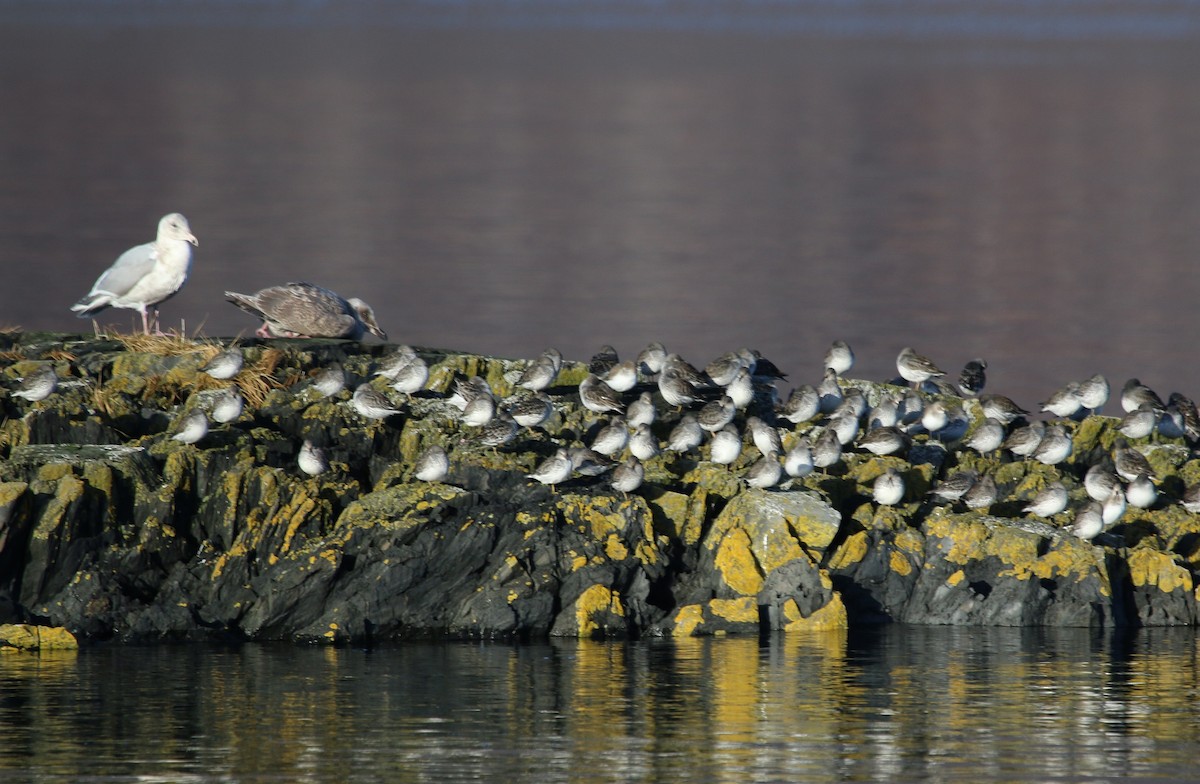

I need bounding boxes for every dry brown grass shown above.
[141,374,185,408]
[235,348,286,408]
[0,326,22,335]
[45,349,77,362]
[113,331,215,356]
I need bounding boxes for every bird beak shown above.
[186,233,199,247]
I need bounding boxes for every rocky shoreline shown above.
[1,330,1198,643]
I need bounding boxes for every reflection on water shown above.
[2,627,1200,782]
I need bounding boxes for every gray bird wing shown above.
[232,282,356,337]
[73,242,159,312]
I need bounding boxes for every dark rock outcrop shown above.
[1,331,1198,642]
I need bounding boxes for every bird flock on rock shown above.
[5,213,1197,546]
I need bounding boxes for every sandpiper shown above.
[374,345,420,381]
[311,363,346,398]
[1077,373,1109,411]
[778,385,820,424]
[868,393,900,430]
[709,424,743,465]
[783,438,814,478]
[1003,420,1045,458]
[1102,484,1127,525]
[636,342,667,377]
[11,365,58,402]
[1118,404,1159,440]
[1125,473,1157,509]
[964,418,1006,455]
[817,368,843,414]
[658,365,703,409]
[978,394,1029,425]
[211,387,244,424]
[1180,482,1200,513]
[823,340,854,376]
[1023,482,1068,518]
[698,395,737,432]
[1068,502,1105,541]
[476,410,519,449]
[1113,438,1156,482]
[896,347,945,386]
[170,409,208,444]
[872,467,905,506]
[390,355,429,399]
[413,445,450,482]
[747,416,783,457]
[516,355,559,392]
[858,426,909,456]
[461,394,497,427]
[744,452,782,489]
[602,360,639,393]
[509,393,554,429]
[811,428,842,469]
[1121,378,1164,414]
[569,447,615,477]
[589,416,630,457]
[352,384,401,421]
[1084,463,1120,502]
[298,439,328,476]
[705,351,748,387]
[1041,382,1083,419]
[625,391,657,428]
[666,414,704,453]
[1168,392,1200,441]
[201,348,243,380]
[1032,424,1073,466]
[610,456,645,495]
[929,470,977,504]
[963,474,998,509]
[527,448,574,488]
[629,424,660,461]
[725,367,754,409]
[579,374,624,414]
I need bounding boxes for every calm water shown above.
[2,4,1200,406]
[2,627,1200,783]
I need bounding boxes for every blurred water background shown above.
[2,1,1200,406]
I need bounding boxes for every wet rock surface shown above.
[1,331,1199,642]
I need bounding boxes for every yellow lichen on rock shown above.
[710,597,758,623]
[1128,547,1193,594]
[827,531,869,570]
[714,527,763,595]
[781,593,848,631]
[0,624,78,651]
[574,584,625,636]
[673,604,705,636]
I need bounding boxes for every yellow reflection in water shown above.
[2,629,1200,783]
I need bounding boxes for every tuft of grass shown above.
[112,330,217,357]
[45,349,77,362]
[235,348,285,408]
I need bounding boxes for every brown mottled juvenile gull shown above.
[71,213,198,335]
[225,282,387,341]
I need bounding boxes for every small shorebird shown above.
[413,445,450,483]
[1023,482,1068,518]
[896,347,945,386]
[298,439,328,476]
[11,365,58,402]
[352,385,401,421]
[873,467,905,506]
[170,410,208,445]
[201,348,243,380]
